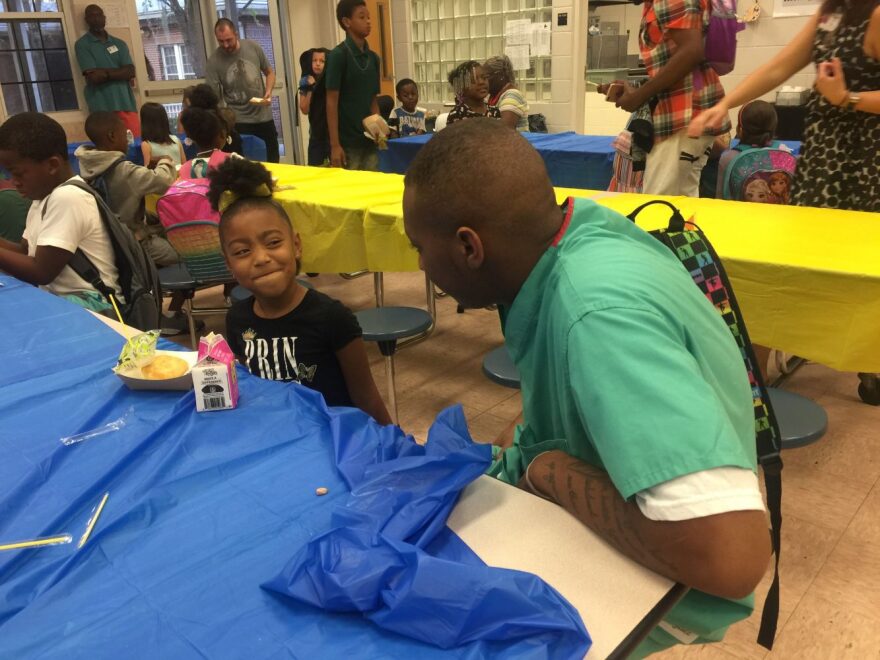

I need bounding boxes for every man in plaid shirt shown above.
[606,0,731,195]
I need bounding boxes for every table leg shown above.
[373,272,384,307]
[425,275,436,322]
[385,354,397,424]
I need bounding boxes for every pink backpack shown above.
[156,178,218,229]
[178,149,231,180]
[158,150,232,229]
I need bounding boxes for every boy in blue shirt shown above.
[402,119,771,657]
[392,79,426,137]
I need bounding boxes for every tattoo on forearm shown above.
[557,456,679,576]
[566,475,579,515]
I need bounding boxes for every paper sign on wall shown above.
[772,0,821,16]
[505,44,531,71]
[531,22,551,57]
[505,19,532,46]
[72,0,127,29]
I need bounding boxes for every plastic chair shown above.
[356,307,433,424]
[482,346,520,389]
[767,388,828,449]
[434,112,449,132]
[163,221,236,348]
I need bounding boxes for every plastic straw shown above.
[0,533,72,552]
[109,293,136,351]
[78,492,109,549]
[60,412,128,446]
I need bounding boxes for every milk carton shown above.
[192,333,239,412]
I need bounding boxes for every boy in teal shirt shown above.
[402,119,771,657]
[326,0,381,171]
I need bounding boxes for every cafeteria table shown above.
[380,132,620,190]
[265,164,880,374]
[379,133,802,192]
[0,275,683,659]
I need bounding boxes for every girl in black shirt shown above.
[208,158,391,425]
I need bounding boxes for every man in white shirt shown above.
[0,112,119,310]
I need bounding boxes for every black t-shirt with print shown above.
[446,102,501,124]
[226,289,361,407]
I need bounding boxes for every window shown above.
[0,1,76,114]
[159,43,195,80]
[411,0,553,104]
[138,0,207,82]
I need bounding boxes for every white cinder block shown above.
[552,30,572,57]
[551,78,573,103]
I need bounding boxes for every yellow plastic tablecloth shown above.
[262,165,880,372]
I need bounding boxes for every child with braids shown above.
[209,158,391,424]
[446,61,500,125]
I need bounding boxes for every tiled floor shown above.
[178,272,880,659]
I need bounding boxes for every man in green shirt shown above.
[402,119,771,657]
[325,0,380,171]
[74,4,138,136]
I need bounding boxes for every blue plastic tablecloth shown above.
[0,275,589,659]
[67,134,268,175]
[380,132,618,190]
[380,133,804,192]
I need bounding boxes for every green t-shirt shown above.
[489,198,757,653]
[325,36,380,149]
[0,189,29,242]
[74,32,136,113]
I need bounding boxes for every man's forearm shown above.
[87,65,135,84]
[525,450,770,599]
[263,69,276,98]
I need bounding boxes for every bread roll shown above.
[141,355,189,380]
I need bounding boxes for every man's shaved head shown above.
[404,118,558,239]
[403,119,564,309]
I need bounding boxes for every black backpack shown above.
[43,179,162,331]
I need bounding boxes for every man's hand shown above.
[522,450,771,599]
[84,69,108,85]
[615,83,644,112]
[330,144,346,168]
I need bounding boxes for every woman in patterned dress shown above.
[691,0,880,210]
[691,0,880,403]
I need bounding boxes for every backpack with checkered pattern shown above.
[628,199,783,650]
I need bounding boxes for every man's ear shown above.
[456,226,485,270]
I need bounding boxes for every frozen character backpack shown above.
[721,145,797,204]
